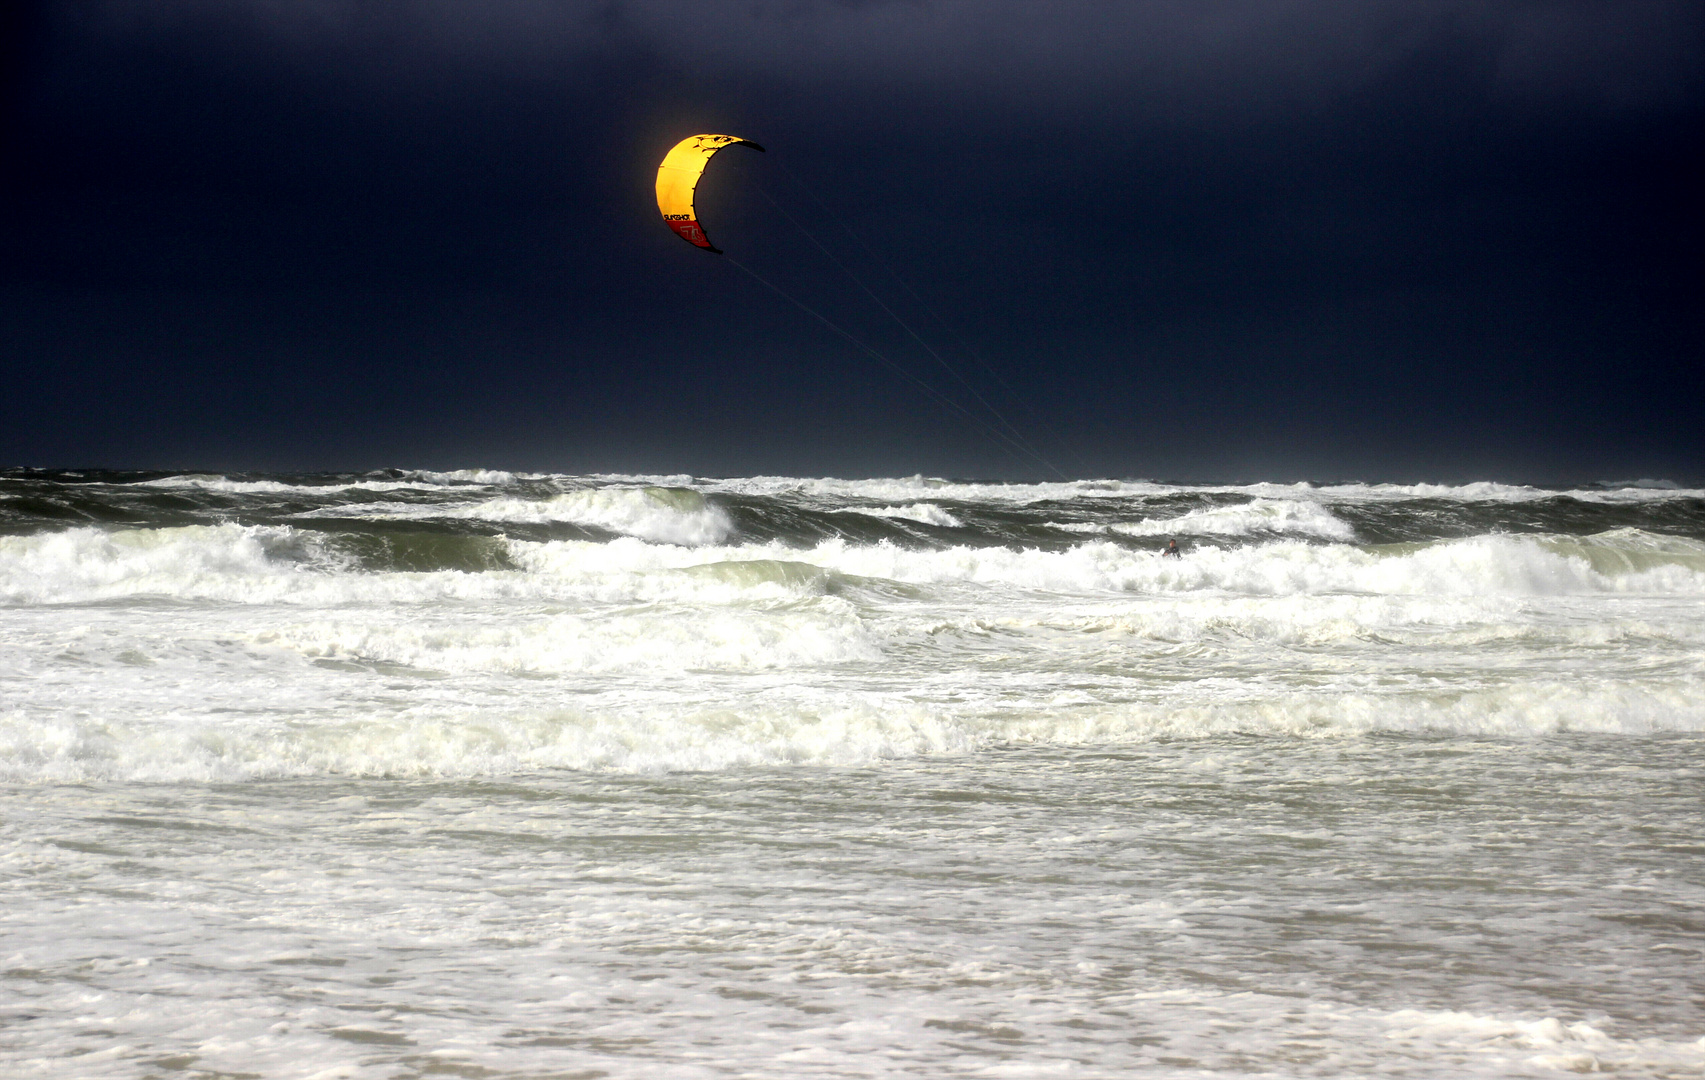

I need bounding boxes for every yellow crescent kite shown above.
[655,134,765,254]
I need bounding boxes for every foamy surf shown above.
[436,486,735,544]
[686,473,1705,505]
[4,468,1704,1077]
[1109,497,1358,540]
[836,502,965,527]
[5,676,1701,784]
[6,514,1705,613]
[290,484,735,545]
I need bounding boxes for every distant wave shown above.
[134,470,522,494]
[1107,498,1357,541]
[834,502,965,528]
[295,486,735,546]
[682,475,1705,505]
[5,471,1702,554]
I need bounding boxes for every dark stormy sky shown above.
[3,1,1701,481]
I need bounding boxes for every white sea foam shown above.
[3,671,1701,784]
[249,598,881,677]
[0,524,346,606]
[129,471,1705,506]
[687,474,1705,505]
[1381,1009,1705,1074]
[470,486,733,544]
[999,680,1705,743]
[6,470,1705,1078]
[0,697,974,782]
[1110,497,1357,540]
[701,474,1166,504]
[401,468,522,485]
[837,502,964,527]
[1045,520,1108,533]
[136,474,513,495]
[1294,479,1705,503]
[140,475,394,494]
[739,532,1705,598]
[298,486,735,545]
[6,525,1704,608]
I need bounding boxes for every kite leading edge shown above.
[655,134,765,254]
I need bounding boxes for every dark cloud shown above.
[3,0,1701,479]
[58,0,1704,115]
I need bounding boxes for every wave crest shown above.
[1111,498,1356,541]
[5,526,1703,607]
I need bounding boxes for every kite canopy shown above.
[655,134,764,254]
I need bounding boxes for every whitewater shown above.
[2,469,1702,1077]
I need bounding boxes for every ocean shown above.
[2,469,1702,1078]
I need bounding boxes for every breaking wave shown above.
[296,485,735,545]
[693,474,1705,506]
[1109,498,1357,540]
[4,469,1701,784]
[4,523,1704,608]
[4,677,1701,783]
[836,502,964,527]
[439,486,734,544]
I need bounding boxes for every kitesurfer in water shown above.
[1163,538,1182,558]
